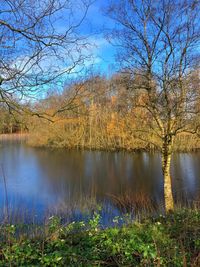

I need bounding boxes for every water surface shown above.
[0,140,199,223]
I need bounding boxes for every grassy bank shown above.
[0,209,200,266]
[28,130,200,152]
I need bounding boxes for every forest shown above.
[1,72,200,152]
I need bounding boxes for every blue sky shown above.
[76,0,117,75]
[35,0,117,98]
[1,0,117,100]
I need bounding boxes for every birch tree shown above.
[105,0,200,211]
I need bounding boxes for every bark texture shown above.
[162,137,174,211]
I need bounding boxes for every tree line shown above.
[24,73,199,154]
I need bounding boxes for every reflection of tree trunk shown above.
[162,137,174,211]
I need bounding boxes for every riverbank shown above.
[27,132,200,152]
[0,133,28,141]
[0,209,200,266]
[0,132,199,152]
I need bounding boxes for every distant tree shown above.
[0,0,92,116]
[106,0,200,211]
[0,103,28,133]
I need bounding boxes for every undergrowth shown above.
[0,209,200,266]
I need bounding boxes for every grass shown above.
[0,209,200,266]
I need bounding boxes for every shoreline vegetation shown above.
[28,133,200,152]
[1,132,200,153]
[0,133,28,141]
[0,209,200,266]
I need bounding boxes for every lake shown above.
[0,139,200,224]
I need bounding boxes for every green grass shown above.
[0,209,200,266]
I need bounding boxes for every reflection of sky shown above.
[0,142,200,223]
[172,153,200,200]
[0,143,57,218]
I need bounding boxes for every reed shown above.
[108,190,160,217]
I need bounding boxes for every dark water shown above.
[0,140,200,224]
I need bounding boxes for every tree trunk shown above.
[162,137,174,212]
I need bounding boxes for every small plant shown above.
[0,209,200,266]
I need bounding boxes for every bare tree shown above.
[105,0,200,211]
[0,0,92,116]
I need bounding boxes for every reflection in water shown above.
[172,153,200,202]
[0,140,199,223]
